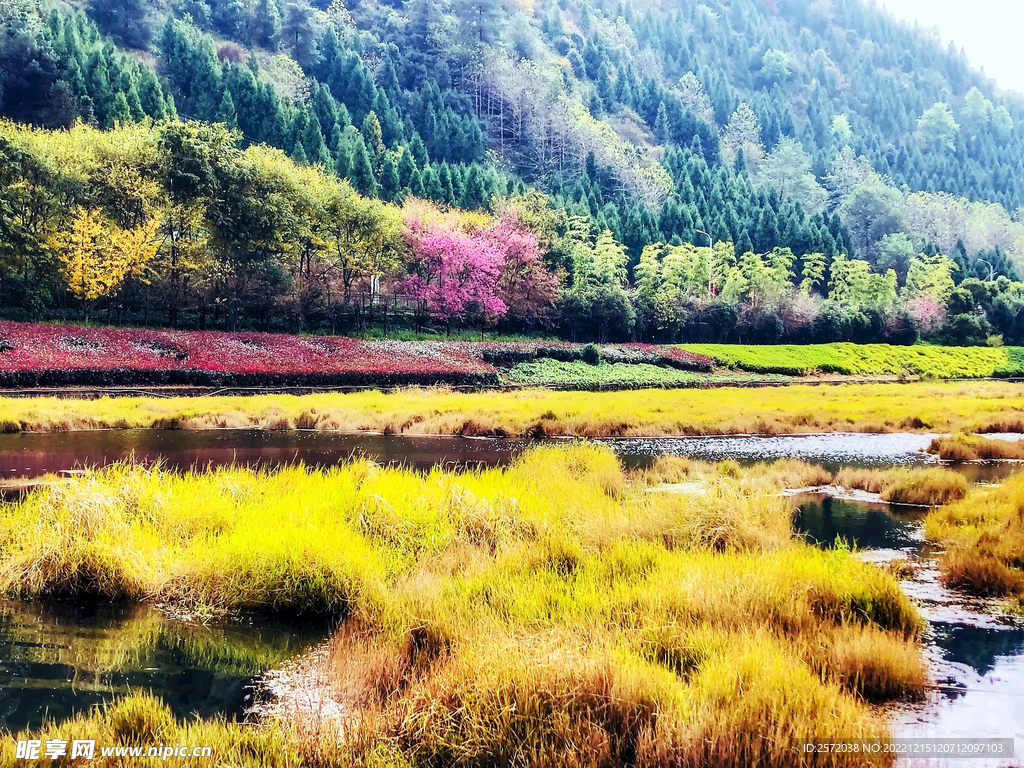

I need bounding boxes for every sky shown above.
[878,0,1024,95]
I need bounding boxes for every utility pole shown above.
[695,228,713,295]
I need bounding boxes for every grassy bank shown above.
[681,343,1024,378]
[925,475,1024,602]
[0,448,924,766]
[2,381,1024,437]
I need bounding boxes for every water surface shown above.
[0,428,993,481]
[0,600,329,731]
[793,495,1024,764]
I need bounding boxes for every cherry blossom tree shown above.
[488,217,561,326]
[402,218,507,330]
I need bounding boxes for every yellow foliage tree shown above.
[54,207,160,307]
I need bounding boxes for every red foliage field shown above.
[0,322,713,388]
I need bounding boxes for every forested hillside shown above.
[3,0,1024,344]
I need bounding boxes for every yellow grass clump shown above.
[834,466,968,506]
[927,433,1024,462]
[925,476,1024,600]
[0,447,927,767]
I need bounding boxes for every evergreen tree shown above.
[106,91,131,127]
[255,0,281,48]
[217,90,238,129]
[279,0,318,67]
[397,148,418,189]
[348,133,378,196]
[86,0,150,49]
[378,152,400,201]
[361,110,385,163]
[180,0,212,28]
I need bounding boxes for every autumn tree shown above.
[53,207,159,316]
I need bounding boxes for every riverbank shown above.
[2,381,1023,437]
[0,448,924,767]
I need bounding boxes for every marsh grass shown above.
[926,477,1024,599]
[834,467,968,506]
[927,433,1024,462]
[1,381,1023,437]
[0,448,926,766]
[0,693,321,768]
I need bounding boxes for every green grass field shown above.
[679,343,1024,378]
[504,359,790,389]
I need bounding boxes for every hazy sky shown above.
[878,0,1024,94]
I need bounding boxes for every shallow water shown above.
[0,430,536,479]
[0,600,329,731]
[607,432,941,470]
[794,494,1024,765]
[2,428,1019,481]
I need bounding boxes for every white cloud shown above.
[880,0,1024,94]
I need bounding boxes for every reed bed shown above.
[927,433,1024,462]
[925,476,1024,601]
[0,448,925,767]
[1,381,1022,437]
[834,467,969,506]
[0,694,311,768]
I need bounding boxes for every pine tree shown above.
[280,0,318,66]
[348,134,378,196]
[361,110,385,163]
[255,0,281,48]
[654,101,671,143]
[378,152,401,201]
[302,113,330,165]
[397,148,418,188]
[217,90,238,129]
[333,138,352,179]
[461,164,488,210]
[422,166,443,201]
[107,91,131,127]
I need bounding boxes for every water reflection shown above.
[0,600,329,731]
[793,493,1024,759]
[0,430,535,480]
[792,492,924,551]
[3,430,1024,484]
[930,623,1024,680]
[3,428,1024,747]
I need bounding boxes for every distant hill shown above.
[4,0,1024,275]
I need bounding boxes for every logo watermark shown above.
[16,740,212,761]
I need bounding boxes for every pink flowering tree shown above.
[487,217,561,328]
[403,219,507,331]
[903,293,946,337]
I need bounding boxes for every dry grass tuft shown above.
[819,624,927,703]
[928,433,1024,462]
[835,467,968,506]
[926,477,1024,598]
